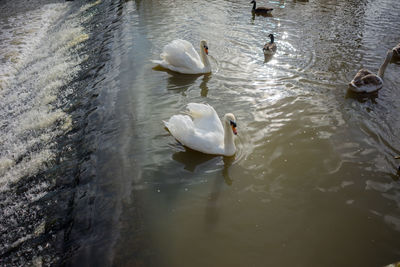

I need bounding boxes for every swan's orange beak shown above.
[232,125,237,135]
[230,120,237,135]
[205,48,208,55]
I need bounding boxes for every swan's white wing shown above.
[186,103,223,134]
[164,114,195,143]
[160,39,203,70]
[176,39,202,63]
[165,114,224,155]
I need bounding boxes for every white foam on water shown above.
[80,0,102,13]
[0,2,93,192]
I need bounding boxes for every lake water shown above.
[1,0,400,266]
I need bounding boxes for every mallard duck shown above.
[250,0,273,15]
[349,50,393,93]
[152,39,211,74]
[164,103,238,156]
[263,34,277,55]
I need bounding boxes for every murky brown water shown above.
[100,0,400,266]
[2,0,399,266]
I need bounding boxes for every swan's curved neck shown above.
[223,120,236,155]
[270,35,274,44]
[377,51,393,78]
[199,45,211,73]
[252,1,256,10]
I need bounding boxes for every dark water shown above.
[1,0,400,266]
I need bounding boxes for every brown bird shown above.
[392,43,400,60]
[263,34,277,55]
[348,50,393,93]
[250,0,273,15]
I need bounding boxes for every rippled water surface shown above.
[1,0,400,266]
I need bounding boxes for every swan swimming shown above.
[152,39,211,74]
[164,103,238,156]
[349,50,393,93]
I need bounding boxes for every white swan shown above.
[152,39,211,74]
[349,50,393,93]
[164,103,238,156]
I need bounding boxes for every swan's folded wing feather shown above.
[186,103,213,118]
[165,113,224,155]
[160,50,194,69]
[160,40,202,70]
[186,103,223,133]
[177,127,223,155]
[165,115,195,144]
[360,74,382,85]
[188,129,224,154]
[176,39,202,63]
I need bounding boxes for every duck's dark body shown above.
[251,0,273,14]
[263,34,277,55]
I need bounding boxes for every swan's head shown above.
[250,0,256,3]
[224,113,237,135]
[200,40,209,55]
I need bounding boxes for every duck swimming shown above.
[263,34,277,55]
[250,0,273,15]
